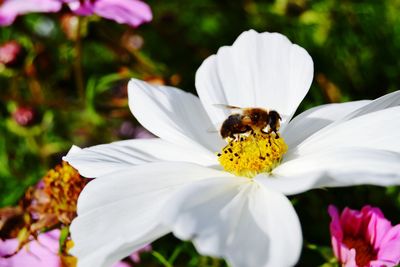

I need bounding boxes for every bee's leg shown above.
[261,128,269,135]
[249,127,255,136]
[253,137,264,160]
[269,126,280,138]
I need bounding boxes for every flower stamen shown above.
[218,132,288,178]
[343,236,377,266]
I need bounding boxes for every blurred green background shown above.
[1,0,400,266]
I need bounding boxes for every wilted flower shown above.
[0,161,150,266]
[328,205,400,267]
[29,161,87,227]
[0,207,24,240]
[64,30,400,267]
[0,0,62,26]
[0,162,87,259]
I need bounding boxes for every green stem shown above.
[151,251,173,267]
[74,17,85,104]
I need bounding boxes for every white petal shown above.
[291,90,400,155]
[63,139,217,178]
[128,79,224,153]
[245,183,302,267]
[293,106,400,157]
[70,162,226,267]
[75,225,167,267]
[335,90,400,124]
[162,177,302,267]
[265,147,400,195]
[196,30,313,127]
[255,172,327,196]
[283,100,370,148]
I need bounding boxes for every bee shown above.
[217,105,282,139]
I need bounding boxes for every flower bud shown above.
[0,41,25,68]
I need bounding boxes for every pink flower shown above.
[0,229,61,267]
[0,41,25,67]
[0,230,150,266]
[0,0,152,28]
[0,0,62,26]
[65,0,152,27]
[12,106,36,126]
[328,205,400,267]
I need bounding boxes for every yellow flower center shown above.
[217,132,288,178]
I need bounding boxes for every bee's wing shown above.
[212,104,243,110]
[207,104,243,135]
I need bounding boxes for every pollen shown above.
[42,161,87,224]
[218,132,288,178]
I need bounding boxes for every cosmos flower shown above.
[328,205,400,267]
[64,0,152,28]
[0,0,62,26]
[0,229,62,267]
[0,0,152,28]
[64,30,400,267]
[0,229,150,267]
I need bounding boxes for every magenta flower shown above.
[64,0,152,27]
[0,0,62,26]
[328,205,400,267]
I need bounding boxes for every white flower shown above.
[63,30,400,267]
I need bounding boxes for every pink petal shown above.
[328,205,344,260]
[362,206,392,251]
[0,230,61,267]
[93,0,152,27]
[341,207,364,237]
[0,0,62,26]
[0,238,19,257]
[111,261,130,267]
[369,259,399,267]
[129,244,152,263]
[328,206,360,265]
[377,224,400,264]
[65,0,95,16]
[342,248,358,267]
